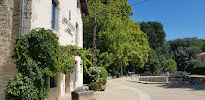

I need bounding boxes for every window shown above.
[202,56,204,62]
[50,77,56,88]
[74,62,77,82]
[75,24,78,45]
[51,0,58,30]
[69,10,71,21]
[77,0,80,8]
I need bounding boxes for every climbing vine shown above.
[60,45,93,74]
[4,28,92,100]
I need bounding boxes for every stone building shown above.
[0,0,89,99]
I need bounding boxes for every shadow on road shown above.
[158,83,205,90]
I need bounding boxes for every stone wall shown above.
[0,0,32,99]
[0,0,16,99]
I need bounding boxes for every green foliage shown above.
[140,21,166,49]
[190,67,205,74]
[12,28,61,76]
[88,67,101,82]
[143,49,161,73]
[100,67,108,78]
[73,87,86,92]
[60,45,93,74]
[4,28,93,99]
[4,73,38,100]
[164,59,177,73]
[85,88,89,91]
[168,37,203,72]
[5,28,60,100]
[98,78,107,85]
[88,82,99,91]
[83,0,150,76]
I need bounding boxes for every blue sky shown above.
[128,0,205,41]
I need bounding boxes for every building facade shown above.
[196,52,205,67]
[0,0,89,99]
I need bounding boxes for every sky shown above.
[128,0,205,41]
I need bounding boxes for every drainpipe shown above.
[20,0,24,36]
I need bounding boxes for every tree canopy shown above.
[83,0,150,76]
[168,37,204,72]
[140,22,166,49]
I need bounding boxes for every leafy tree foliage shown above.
[83,0,150,76]
[140,22,166,49]
[168,37,203,72]
[143,49,161,73]
[164,59,177,73]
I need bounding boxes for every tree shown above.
[83,0,150,76]
[165,59,177,74]
[143,49,161,73]
[168,37,203,72]
[140,21,166,49]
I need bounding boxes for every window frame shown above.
[51,0,58,30]
[74,62,78,82]
[75,24,79,45]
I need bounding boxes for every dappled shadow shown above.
[158,83,205,91]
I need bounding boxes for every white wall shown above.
[30,0,84,99]
[31,0,83,47]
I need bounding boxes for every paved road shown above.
[96,77,205,100]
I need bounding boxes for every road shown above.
[96,77,205,100]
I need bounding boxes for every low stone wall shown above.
[131,76,168,82]
[139,76,168,82]
[139,77,167,82]
[72,91,95,100]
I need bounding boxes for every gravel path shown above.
[96,77,205,100]
[96,78,140,100]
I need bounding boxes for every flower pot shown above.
[98,83,106,91]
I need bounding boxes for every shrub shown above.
[4,28,60,100]
[98,78,107,85]
[85,88,89,91]
[88,82,99,91]
[4,28,93,100]
[100,67,108,78]
[73,87,85,92]
[88,67,100,82]
[116,73,120,78]
[4,73,39,100]
[165,59,177,74]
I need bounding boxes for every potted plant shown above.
[98,78,107,91]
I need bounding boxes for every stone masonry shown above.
[0,0,16,98]
[0,0,32,99]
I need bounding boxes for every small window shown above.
[51,0,58,30]
[75,24,78,45]
[77,0,80,8]
[75,62,77,82]
[202,56,204,62]
[69,10,71,20]
[50,77,56,88]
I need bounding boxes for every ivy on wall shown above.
[3,28,92,100]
